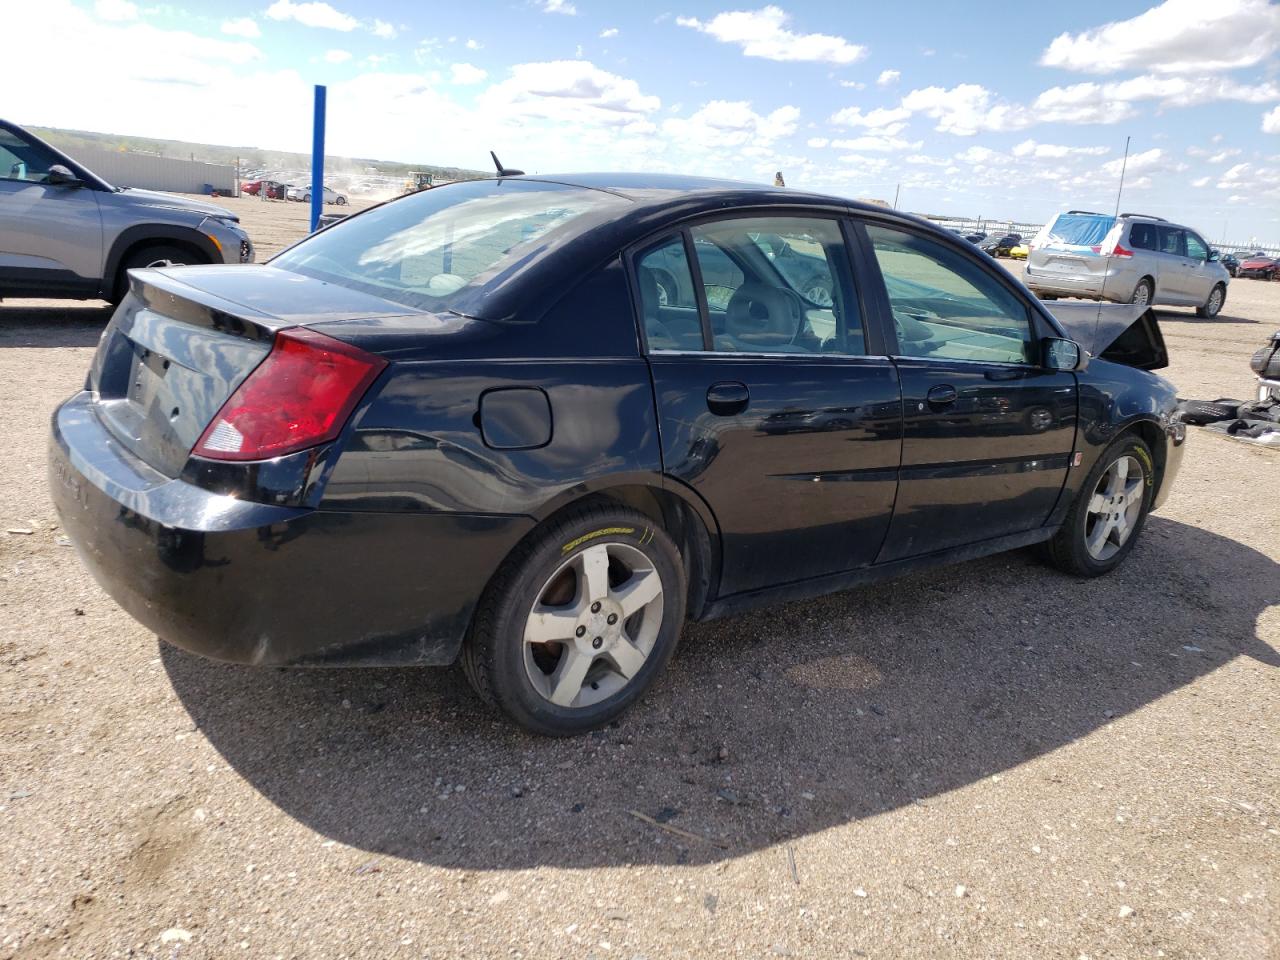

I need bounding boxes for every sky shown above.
[8,0,1280,242]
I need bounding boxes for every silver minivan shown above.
[1025,211,1230,318]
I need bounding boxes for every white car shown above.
[285,184,347,205]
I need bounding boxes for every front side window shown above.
[866,224,1033,365]
[272,178,628,311]
[1185,232,1208,261]
[0,128,61,183]
[689,217,863,355]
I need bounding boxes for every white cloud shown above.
[323,48,351,63]
[829,106,911,129]
[1102,147,1166,177]
[901,84,1032,135]
[1209,148,1242,163]
[1040,0,1280,75]
[830,134,922,153]
[806,137,828,148]
[94,0,138,20]
[1191,176,1211,187]
[450,62,488,85]
[664,100,799,148]
[363,53,394,68]
[480,60,660,127]
[1103,73,1280,107]
[371,18,397,38]
[876,69,900,87]
[838,79,865,90]
[264,0,357,31]
[1265,105,1280,134]
[221,16,260,38]
[1028,83,1136,126]
[466,38,481,49]
[539,0,577,14]
[677,6,866,64]
[1011,139,1109,159]
[599,27,619,38]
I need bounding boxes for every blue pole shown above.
[310,84,326,233]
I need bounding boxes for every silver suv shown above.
[1025,210,1230,319]
[0,119,253,304]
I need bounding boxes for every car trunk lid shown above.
[87,265,423,477]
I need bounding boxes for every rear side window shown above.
[636,236,703,351]
[1157,226,1186,256]
[1042,214,1116,247]
[1128,222,1158,251]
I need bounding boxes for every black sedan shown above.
[50,174,1185,736]
[981,233,1022,257]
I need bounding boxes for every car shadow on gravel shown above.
[1153,308,1258,325]
[162,516,1279,869]
[0,303,113,348]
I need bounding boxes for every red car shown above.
[1238,254,1279,280]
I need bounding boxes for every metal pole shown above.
[892,183,900,210]
[1112,136,1131,219]
[310,85,326,233]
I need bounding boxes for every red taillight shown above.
[193,328,387,462]
[1111,244,1134,258]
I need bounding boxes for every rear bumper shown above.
[49,392,532,667]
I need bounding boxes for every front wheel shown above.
[1042,436,1154,577]
[335,196,347,205]
[461,505,686,736]
[1196,283,1225,319]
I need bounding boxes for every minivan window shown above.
[1185,232,1208,261]
[272,179,628,311]
[1157,226,1185,257]
[1128,222,1158,251]
[1044,214,1115,247]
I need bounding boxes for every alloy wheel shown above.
[1084,455,1145,561]
[1132,282,1151,307]
[522,542,664,709]
[1206,287,1223,316]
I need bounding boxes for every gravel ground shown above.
[1,197,1277,960]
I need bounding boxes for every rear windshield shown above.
[1042,213,1116,247]
[271,179,628,311]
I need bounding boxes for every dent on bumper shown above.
[49,393,532,667]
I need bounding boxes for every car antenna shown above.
[490,151,525,177]
[1092,134,1132,352]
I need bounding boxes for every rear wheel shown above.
[1043,436,1154,577]
[1196,283,1225,319]
[461,504,686,736]
[1130,278,1153,308]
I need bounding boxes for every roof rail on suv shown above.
[1066,210,1108,216]
[1119,212,1167,221]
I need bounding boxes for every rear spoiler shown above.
[1043,302,1169,371]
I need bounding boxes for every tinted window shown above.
[1156,226,1185,257]
[635,236,703,352]
[0,128,61,183]
[690,217,863,355]
[867,224,1033,365]
[1185,232,1208,260]
[272,178,628,311]
[1128,222,1158,251]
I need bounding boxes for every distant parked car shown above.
[982,233,1022,258]
[1026,210,1230,318]
[287,184,348,205]
[1217,251,1239,277]
[0,118,253,303]
[1238,254,1278,280]
[1009,240,1030,260]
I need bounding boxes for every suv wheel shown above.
[461,504,686,736]
[112,243,203,304]
[1196,283,1225,319]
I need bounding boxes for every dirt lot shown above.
[1,197,1277,960]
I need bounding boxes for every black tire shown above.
[335,196,347,205]
[1178,398,1241,425]
[1195,283,1226,319]
[1130,277,1153,308]
[1042,435,1154,577]
[112,243,203,304]
[461,503,686,736]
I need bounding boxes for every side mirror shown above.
[1042,337,1082,371]
[46,164,82,187]
[1208,250,1220,262]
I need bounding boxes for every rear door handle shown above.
[706,381,749,416]
[926,384,958,406]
